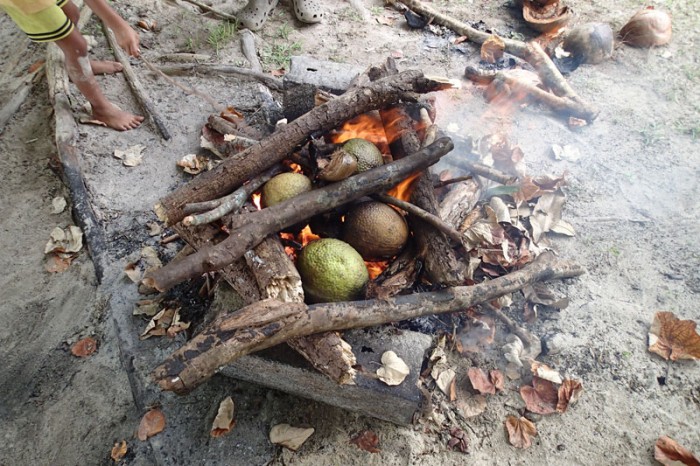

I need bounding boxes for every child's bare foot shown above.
[91,60,124,75]
[92,103,144,131]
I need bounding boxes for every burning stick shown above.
[488,71,599,122]
[388,0,598,122]
[152,252,584,394]
[156,70,448,225]
[102,25,171,140]
[144,138,455,291]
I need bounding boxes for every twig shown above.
[180,0,239,22]
[158,63,283,91]
[182,164,284,226]
[140,56,221,111]
[452,158,516,185]
[490,71,598,121]
[433,175,474,189]
[240,30,262,73]
[373,193,466,248]
[483,302,541,358]
[159,233,180,244]
[102,25,170,140]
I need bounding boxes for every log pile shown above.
[143,66,585,395]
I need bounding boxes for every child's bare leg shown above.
[60,0,123,75]
[56,28,143,131]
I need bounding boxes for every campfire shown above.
[140,62,583,397]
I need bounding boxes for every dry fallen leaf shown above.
[654,436,700,466]
[133,299,162,317]
[269,424,314,451]
[350,430,380,453]
[45,225,83,254]
[141,308,188,340]
[455,393,488,418]
[520,376,558,415]
[435,368,456,397]
[110,440,127,462]
[490,370,505,391]
[468,367,496,395]
[447,427,469,453]
[45,253,73,273]
[71,336,97,357]
[481,34,505,63]
[137,409,165,441]
[51,196,67,214]
[505,415,538,449]
[531,361,563,384]
[377,350,410,386]
[502,335,525,367]
[176,153,209,175]
[114,144,146,167]
[556,379,583,413]
[648,311,700,361]
[210,396,236,438]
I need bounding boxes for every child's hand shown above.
[114,25,141,57]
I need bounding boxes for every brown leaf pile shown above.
[137,409,166,441]
[648,311,700,361]
[654,436,700,466]
[505,416,538,449]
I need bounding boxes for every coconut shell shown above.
[620,7,672,48]
[522,0,572,33]
[562,22,614,64]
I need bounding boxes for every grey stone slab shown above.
[284,55,364,94]
[221,327,432,425]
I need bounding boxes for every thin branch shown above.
[102,25,170,139]
[452,158,516,185]
[433,175,474,189]
[182,164,283,226]
[140,56,221,111]
[180,0,239,22]
[157,63,283,91]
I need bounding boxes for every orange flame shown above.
[283,161,303,174]
[299,225,320,247]
[252,192,262,210]
[365,260,389,280]
[387,172,421,202]
[330,112,390,154]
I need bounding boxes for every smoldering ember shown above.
[1,0,699,465]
